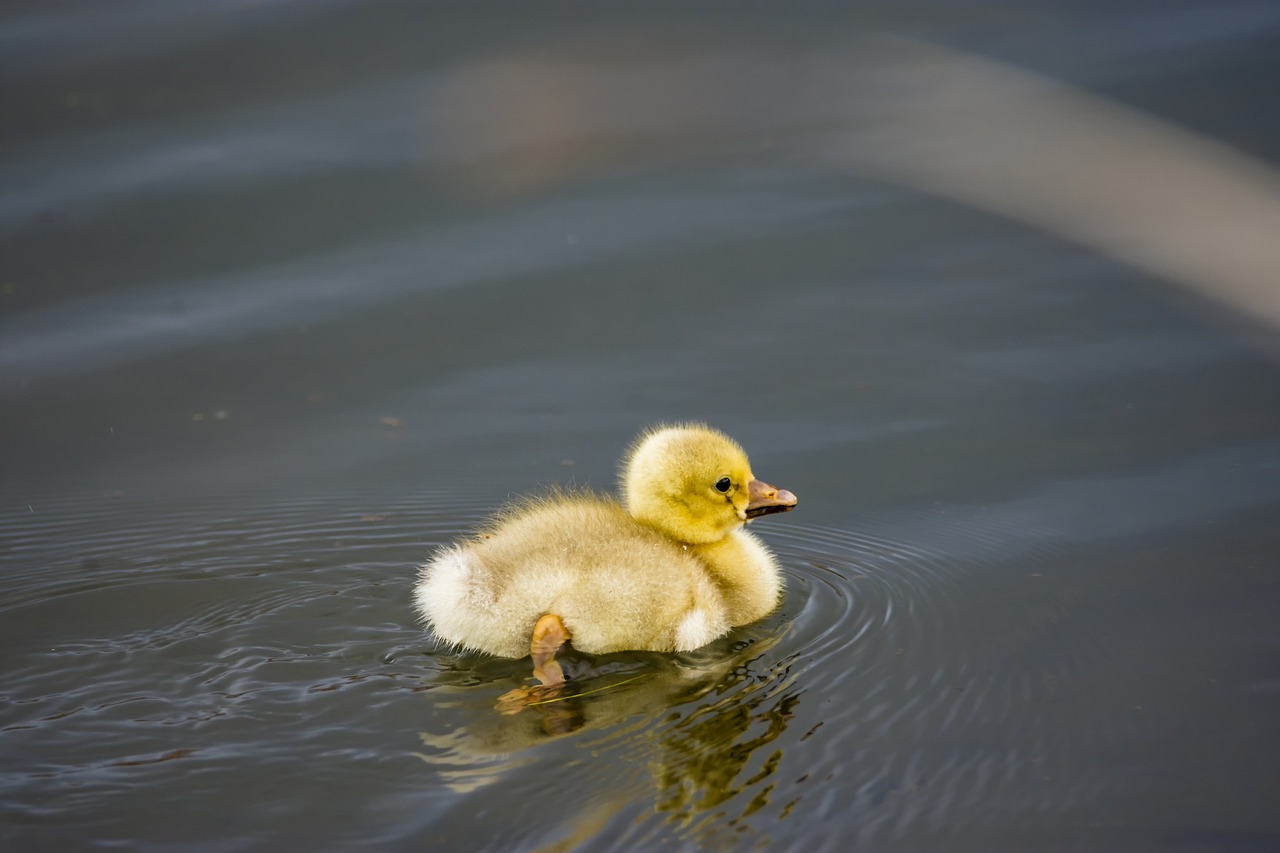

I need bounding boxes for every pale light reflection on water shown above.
[3,2,1280,850]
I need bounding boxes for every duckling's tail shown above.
[414,546,529,658]
[415,545,473,643]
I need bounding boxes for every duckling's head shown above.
[621,423,797,545]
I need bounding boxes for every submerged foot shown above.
[494,613,572,715]
[495,682,564,715]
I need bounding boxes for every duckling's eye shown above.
[714,477,732,493]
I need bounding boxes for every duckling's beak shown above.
[745,479,798,519]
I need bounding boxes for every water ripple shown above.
[1,489,1126,848]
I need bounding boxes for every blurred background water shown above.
[3,2,1280,850]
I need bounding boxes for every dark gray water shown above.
[4,2,1280,851]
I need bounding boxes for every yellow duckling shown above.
[413,423,797,693]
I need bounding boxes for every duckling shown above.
[413,423,797,697]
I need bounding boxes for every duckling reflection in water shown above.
[415,637,800,841]
[414,423,797,710]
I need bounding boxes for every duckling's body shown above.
[414,424,797,695]
[418,493,780,657]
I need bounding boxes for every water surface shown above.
[4,2,1280,850]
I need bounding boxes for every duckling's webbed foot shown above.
[495,614,571,715]
[495,684,560,715]
[530,613,570,687]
